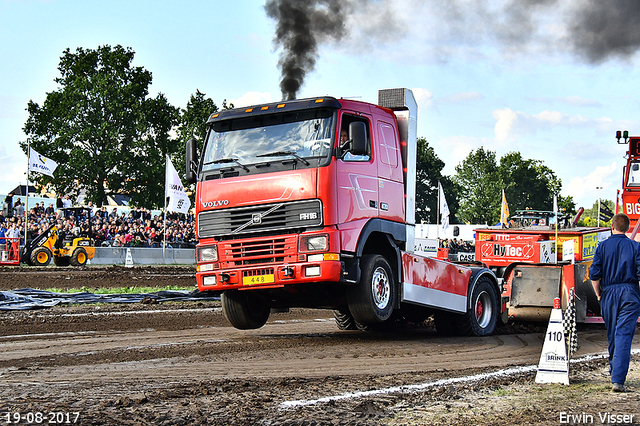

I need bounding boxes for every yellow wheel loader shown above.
[22,207,95,267]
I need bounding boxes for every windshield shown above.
[202,108,336,172]
[628,162,640,187]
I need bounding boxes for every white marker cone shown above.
[125,247,134,268]
[535,298,569,385]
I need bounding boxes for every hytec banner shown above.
[165,155,191,214]
[28,147,58,177]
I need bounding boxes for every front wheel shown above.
[221,290,270,330]
[458,276,499,336]
[30,247,52,266]
[347,255,395,325]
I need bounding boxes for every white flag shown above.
[551,194,558,226]
[439,182,450,233]
[29,147,58,177]
[165,155,191,214]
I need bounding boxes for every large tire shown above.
[70,247,88,267]
[333,309,358,330]
[221,290,270,330]
[347,255,395,325]
[30,247,52,266]
[53,256,71,267]
[457,276,499,336]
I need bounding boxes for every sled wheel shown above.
[221,289,270,330]
[31,247,52,266]
[347,254,394,325]
[333,309,358,330]
[70,247,88,267]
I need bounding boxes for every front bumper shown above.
[196,259,343,291]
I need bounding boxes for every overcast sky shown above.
[1,0,639,210]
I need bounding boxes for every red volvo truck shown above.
[185,88,501,335]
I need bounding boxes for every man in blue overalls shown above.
[590,213,640,392]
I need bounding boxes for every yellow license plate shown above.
[242,274,275,286]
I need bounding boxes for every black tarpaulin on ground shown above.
[0,288,220,310]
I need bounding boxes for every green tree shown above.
[453,147,503,224]
[22,45,155,206]
[174,91,235,181]
[498,152,558,211]
[121,93,180,208]
[498,151,576,221]
[415,137,457,224]
[174,90,220,179]
[558,194,577,222]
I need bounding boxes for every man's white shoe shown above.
[612,383,626,393]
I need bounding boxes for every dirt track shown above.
[0,266,638,425]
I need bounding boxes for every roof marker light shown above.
[277,104,285,108]
[315,99,324,103]
[261,106,269,110]
[211,113,219,119]
[245,108,254,112]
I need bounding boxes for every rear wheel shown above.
[458,276,499,336]
[30,247,52,266]
[347,255,395,325]
[70,247,88,266]
[221,290,270,330]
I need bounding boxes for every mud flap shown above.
[509,266,561,322]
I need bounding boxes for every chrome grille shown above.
[219,236,297,266]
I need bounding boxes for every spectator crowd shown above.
[1,194,196,249]
[439,238,475,254]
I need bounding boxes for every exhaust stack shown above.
[378,88,418,250]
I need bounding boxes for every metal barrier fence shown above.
[90,247,195,265]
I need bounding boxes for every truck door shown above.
[335,113,378,225]
[376,120,404,222]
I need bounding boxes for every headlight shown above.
[299,234,328,252]
[198,245,218,262]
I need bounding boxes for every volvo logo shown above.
[202,200,229,208]
[252,213,262,224]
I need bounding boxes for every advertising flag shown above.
[165,155,191,214]
[551,194,558,225]
[438,182,450,233]
[500,189,510,226]
[28,147,58,177]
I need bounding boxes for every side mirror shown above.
[349,122,367,156]
[185,138,198,184]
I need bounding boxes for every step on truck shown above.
[185,88,501,335]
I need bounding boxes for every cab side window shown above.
[340,115,371,162]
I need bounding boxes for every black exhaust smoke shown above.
[264,0,349,100]
[568,0,640,63]
[263,0,640,101]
